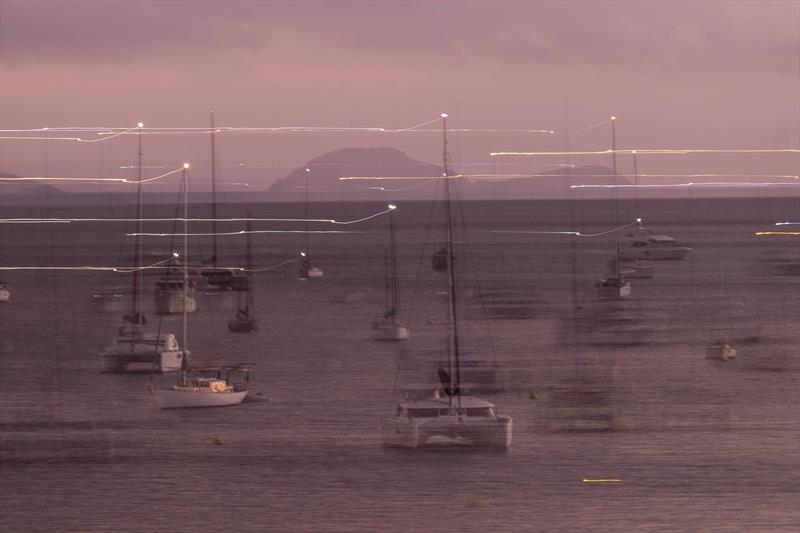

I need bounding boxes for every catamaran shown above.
[381,114,512,450]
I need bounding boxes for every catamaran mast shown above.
[441,113,461,414]
[210,111,218,269]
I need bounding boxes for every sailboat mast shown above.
[246,213,254,312]
[611,116,620,279]
[389,207,398,314]
[304,167,311,255]
[210,111,218,268]
[632,150,639,221]
[442,113,461,414]
[133,122,144,325]
[182,164,189,367]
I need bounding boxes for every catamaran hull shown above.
[151,388,248,409]
[381,415,512,450]
[101,350,186,373]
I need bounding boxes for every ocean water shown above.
[0,197,798,532]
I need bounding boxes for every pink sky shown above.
[1,0,798,193]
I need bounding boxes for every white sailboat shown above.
[151,165,250,408]
[596,117,631,299]
[298,167,323,279]
[101,124,186,373]
[705,235,736,361]
[381,114,512,450]
[372,204,409,341]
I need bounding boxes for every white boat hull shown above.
[706,344,737,361]
[0,287,9,303]
[151,387,248,408]
[101,349,186,373]
[596,282,631,299]
[381,415,512,450]
[155,292,197,314]
[372,323,410,341]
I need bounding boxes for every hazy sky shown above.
[1,0,798,192]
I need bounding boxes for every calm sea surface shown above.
[1,197,798,532]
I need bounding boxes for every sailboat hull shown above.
[372,323,410,341]
[151,388,248,409]
[381,415,512,450]
[706,343,737,361]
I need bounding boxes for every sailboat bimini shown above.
[381,114,512,450]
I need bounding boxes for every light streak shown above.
[129,230,367,237]
[0,166,184,185]
[571,182,798,189]
[582,479,622,483]
[1,205,400,228]
[343,173,799,183]
[365,179,438,192]
[0,254,178,272]
[248,258,298,273]
[491,148,800,156]
[489,219,642,238]
[0,125,142,143]
[755,231,800,236]
[775,222,800,226]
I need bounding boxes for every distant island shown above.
[1,148,792,204]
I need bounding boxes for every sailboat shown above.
[371,204,409,341]
[381,114,512,450]
[228,214,257,333]
[596,116,631,299]
[705,234,736,361]
[201,111,248,291]
[151,165,251,408]
[298,167,323,279]
[101,123,186,373]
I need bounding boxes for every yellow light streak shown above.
[0,166,184,185]
[755,231,800,236]
[491,148,800,157]
[571,182,797,189]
